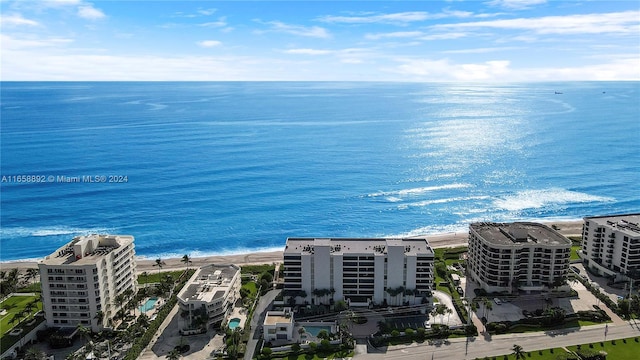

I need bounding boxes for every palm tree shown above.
[94,310,104,327]
[166,349,181,360]
[512,344,526,359]
[431,304,448,325]
[445,307,453,325]
[24,347,46,360]
[154,257,165,279]
[25,268,39,286]
[76,324,92,352]
[181,254,192,269]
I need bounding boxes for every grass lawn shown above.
[499,347,571,359]
[270,350,355,359]
[570,245,581,261]
[241,264,275,275]
[242,281,258,298]
[567,337,640,359]
[138,270,186,285]
[0,294,41,336]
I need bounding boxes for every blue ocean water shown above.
[1,82,638,262]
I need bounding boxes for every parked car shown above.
[493,298,502,305]
[456,286,464,295]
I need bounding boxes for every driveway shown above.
[431,290,462,327]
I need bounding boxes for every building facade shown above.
[262,307,294,342]
[283,238,434,307]
[580,214,640,281]
[39,234,137,332]
[467,222,571,294]
[177,264,241,332]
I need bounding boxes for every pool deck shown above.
[227,305,248,329]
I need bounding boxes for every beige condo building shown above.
[283,237,434,307]
[467,222,571,294]
[39,234,137,332]
[580,213,640,281]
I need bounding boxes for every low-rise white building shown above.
[283,237,434,307]
[177,264,241,331]
[39,234,137,332]
[467,222,571,294]
[580,213,640,281]
[263,307,294,342]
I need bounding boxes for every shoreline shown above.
[0,220,583,274]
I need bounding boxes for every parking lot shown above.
[463,264,626,324]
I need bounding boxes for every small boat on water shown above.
[555,91,563,94]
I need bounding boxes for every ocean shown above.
[1,82,638,262]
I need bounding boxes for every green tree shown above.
[291,343,301,353]
[181,255,192,269]
[512,344,526,360]
[26,268,40,286]
[166,349,181,360]
[317,329,330,340]
[261,347,272,357]
[335,299,348,312]
[24,347,47,360]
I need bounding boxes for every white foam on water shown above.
[386,223,470,238]
[142,246,285,261]
[1,226,115,238]
[494,188,615,211]
[368,183,471,198]
[398,195,490,209]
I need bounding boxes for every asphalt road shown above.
[357,319,640,359]
[244,289,280,360]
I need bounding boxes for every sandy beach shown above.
[1,220,583,274]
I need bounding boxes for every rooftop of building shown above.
[264,308,294,326]
[178,264,240,304]
[284,237,434,256]
[585,213,640,236]
[41,234,134,266]
[470,222,571,247]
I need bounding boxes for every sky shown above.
[1,0,639,81]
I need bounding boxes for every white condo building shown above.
[39,234,137,332]
[177,264,241,331]
[283,238,434,307]
[467,222,571,294]
[580,214,640,281]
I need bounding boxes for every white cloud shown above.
[1,34,73,49]
[392,58,511,81]
[319,11,431,25]
[260,21,330,38]
[77,4,106,20]
[442,46,522,54]
[284,49,333,55]
[200,17,227,28]
[390,56,639,81]
[365,31,468,41]
[365,31,424,40]
[198,9,217,16]
[318,10,488,25]
[434,11,640,35]
[197,40,222,48]
[0,14,40,27]
[486,0,547,10]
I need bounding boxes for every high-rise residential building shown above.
[283,238,434,307]
[580,214,640,281]
[177,264,241,332]
[467,222,571,294]
[39,234,137,332]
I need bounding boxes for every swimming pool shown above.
[304,325,331,337]
[228,318,241,329]
[139,297,158,313]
